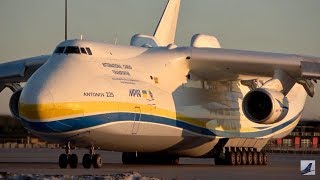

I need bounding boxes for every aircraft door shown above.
[131,106,141,134]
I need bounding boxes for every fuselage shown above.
[17,40,307,157]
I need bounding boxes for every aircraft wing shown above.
[188,48,320,81]
[0,55,50,92]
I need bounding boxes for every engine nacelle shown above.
[9,89,22,120]
[242,88,288,124]
[190,34,221,48]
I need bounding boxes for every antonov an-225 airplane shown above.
[1,0,320,168]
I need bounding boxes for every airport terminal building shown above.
[265,120,320,153]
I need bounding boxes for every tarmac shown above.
[0,148,319,180]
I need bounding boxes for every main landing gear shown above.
[215,148,268,166]
[58,143,102,169]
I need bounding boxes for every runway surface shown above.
[0,148,319,179]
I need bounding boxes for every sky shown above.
[0,0,320,119]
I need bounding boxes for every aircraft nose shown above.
[19,83,55,121]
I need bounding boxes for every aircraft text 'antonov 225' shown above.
[1,0,320,168]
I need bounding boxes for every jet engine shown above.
[9,89,22,120]
[242,88,288,124]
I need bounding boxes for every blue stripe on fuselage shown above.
[18,111,301,138]
[19,112,215,136]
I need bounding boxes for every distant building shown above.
[0,115,28,143]
[0,115,57,148]
[266,120,320,153]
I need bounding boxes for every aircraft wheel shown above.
[235,151,241,165]
[82,154,92,169]
[122,152,136,164]
[68,154,78,168]
[263,152,268,165]
[59,154,69,169]
[247,151,253,165]
[171,157,180,165]
[228,151,236,165]
[215,157,225,165]
[253,151,258,165]
[241,151,247,165]
[122,152,129,164]
[92,154,103,168]
[258,152,264,165]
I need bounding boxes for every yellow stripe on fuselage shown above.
[19,101,272,133]
[19,101,208,128]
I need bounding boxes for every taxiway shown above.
[0,148,319,179]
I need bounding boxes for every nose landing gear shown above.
[58,142,78,169]
[58,154,69,168]
[58,143,102,169]
[82,146,102,169]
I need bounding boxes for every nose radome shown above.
[19,83,55,121]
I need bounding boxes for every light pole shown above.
[65,0,67,40]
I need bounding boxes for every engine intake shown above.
[9,89,22,120]
[242,88,288,124]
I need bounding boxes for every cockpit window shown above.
[53,46,91,55]
[86,47,92,55]
[65,46,81,54]
[80,47,87,54]
[54,46,65,54]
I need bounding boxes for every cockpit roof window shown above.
[54,46,65,54]
[65,46,80,54]
[80,47,87,54]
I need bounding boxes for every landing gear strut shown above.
[58,142,78,169]
[82,146,102,169]
[215,148,268,166]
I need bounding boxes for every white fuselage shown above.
[17,40,307,157]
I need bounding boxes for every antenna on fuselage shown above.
[114,33,118,45]
[65,0,68,41]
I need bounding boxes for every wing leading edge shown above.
[182,47,320,97]
[0,55,50,92]
[187,48,320,80]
